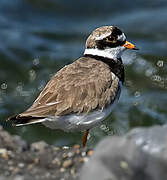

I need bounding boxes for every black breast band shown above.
[83,54,124,83]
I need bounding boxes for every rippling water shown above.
[0,0,167,147]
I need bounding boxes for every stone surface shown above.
[81,125,167,180]
[0,126,91,180]
[31,141,48,153]
[0,126,27,152]
[1,125,167,180]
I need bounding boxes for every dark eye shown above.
[106,36,114,41]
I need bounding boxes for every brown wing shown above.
[19,57,120,117]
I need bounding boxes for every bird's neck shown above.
[84,47,124,61]
[83,52,125,83]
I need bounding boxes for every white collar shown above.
[84,47,125,61]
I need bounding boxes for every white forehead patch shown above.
[95,32,126,42]
[117,33,126,42]
[95,32,111,41]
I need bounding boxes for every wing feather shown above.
[17,57,120,118]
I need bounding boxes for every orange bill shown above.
[123,41,139,50]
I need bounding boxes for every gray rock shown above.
[81,125,167,180]
[0,126,27,152]
[0,175,24,180]
[126,125,167,158]
[30,141,48,153]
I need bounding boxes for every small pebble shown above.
[9,166,14,171]
[62,153,68,159]
[63,159,73,168]
[81,152,86,157]
[0,149,9,160]
[34,158,39,164]
[60,167,65,172]
[1,153,9,160]
[13,175,24,180]
[120,160,129,169]
[83,157,89,163]
[53,147,60,151]
[13,167,20,174]
[62,146,69,150]
[87,150,94,156]
[73,144,80,149]
[8,160,14,165]
[67,152,74,158]
[4,171,10,176]
[31,141,48,153]
[18,163,24,168]
[45,172,50,178]
[79,157,85,163]
[0,148,7,154]
[75,149,80,154]
[7,150,14,157]
[27,164,33,170]
[70,168,76,175]
[52,158,61,166]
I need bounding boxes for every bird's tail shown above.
[7,115,46,126]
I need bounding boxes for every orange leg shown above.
[82,129,89,147]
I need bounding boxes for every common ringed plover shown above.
[8,26,138,147]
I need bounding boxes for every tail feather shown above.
[8,115,46,126]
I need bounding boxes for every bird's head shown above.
[84,26,138,60]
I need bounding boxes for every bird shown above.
[8,26,138,147]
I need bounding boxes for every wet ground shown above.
[0,125,92,180]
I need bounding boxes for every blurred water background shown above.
[0,0,167,147]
